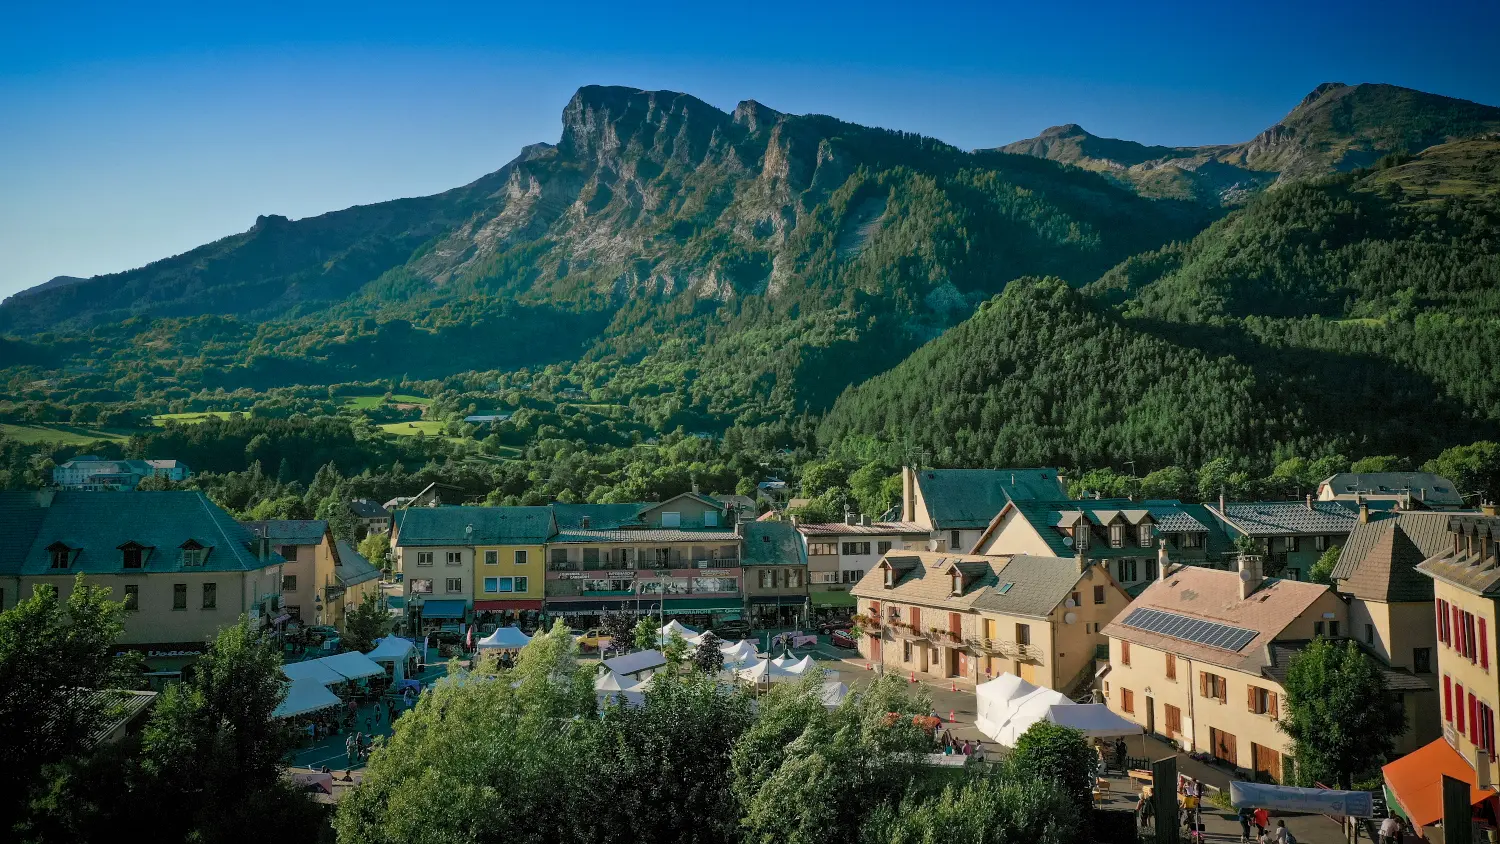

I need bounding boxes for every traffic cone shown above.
[909,671,915,683]
[950,680,957,692]
[865,662,871,670]
[949,709,956,723]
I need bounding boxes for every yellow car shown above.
[574,629,612,652]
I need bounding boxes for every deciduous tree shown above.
[1280,637,1405,788]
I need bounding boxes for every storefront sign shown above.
[556,572,585,580]
[607,570,635,579]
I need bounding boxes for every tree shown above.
[1351,455,1411,473]
[662,630,690,668]
[632,616,657,652]
[1140,466,1192,501]
[316,495,358,543]
[603,613,635,656]
[1310,544,1341,586]
[1006,721,1096,809]
[342,592,390,654]
[849,462,899,517]
[1424,441,1500,504]
[692,631,725,675]
[800,460,849,499]
[1280,637,1406,788]
[862,772,1082,844]
[0,576,133,829]
[357,531,391,574]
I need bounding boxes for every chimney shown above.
[692,481,699,494]
[845,511,857,526]
[1076,550,1089,575]
[1219,488,1226,513]
[1305,494,1313,511]
[1359,498,1370,524]
[860,514,870,527]
[790,514,800,526]
[1158,538,1172,577]
[1238,554,1263,600]
[1483,501,1498,517]
[902,467,916,522]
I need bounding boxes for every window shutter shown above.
[1220,680,1227,704]
[1269,692,1279,719]
[1471,693,1480,742]
[1199,672,1207,697]
[1482,618,1490,670]
[1458,684,1467,732]
[1445,675,1454,722]
[1455,606,1464,653]
[1248,686,1257,712]
[1437,600,1448,644]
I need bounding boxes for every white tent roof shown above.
[365,637,416,662]
[979,682,1074,746]
[770,654,798,669]
[1044,703,1143,738]
[477,626,532,650]
[274,677,343,718]
[737,658,797,683]
[595,670,635,692]
[659,620,700,644]
[281,659,349,686]
[784,656,817,675]
[319,651,387,681]
[820,680,849,708]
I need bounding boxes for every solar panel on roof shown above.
[1121,608,1257,652]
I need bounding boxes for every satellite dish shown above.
[1064,612,1078,625]
[1063,536,1074,547]
[1064,598,1077,609]
[1238,568,1254,581]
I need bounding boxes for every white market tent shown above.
[737,657,797,684]
[319,651,387,682]
[274,677,343,718]
[365,637,417,683]
[1043,703,1142,738]
[595,670,637,692]
[784,656,817,676]
[991,686,1073,746]
[975,674,1038,737]
[770,654,798,670]
[659,620,701,644]
[820,680,849,709]
[281,659,350,687]
[477,626,532,651]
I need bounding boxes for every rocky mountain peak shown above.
[732,99,783,132]
[1298,81,1349,109]
[1041,123,1090,137]
[559,85,733,166]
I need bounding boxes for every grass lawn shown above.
[0,423,134,445]
[378,421,451,437]
[152,411,236,425]
[344,394,429,409]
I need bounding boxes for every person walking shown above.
[1274,819,1295,844]
[344,734,356,767]
[1252,807,1269,839]
[1379,815,1401,844]
[1238,806,1254,843]
[1114,737,1127,772]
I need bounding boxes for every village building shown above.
[796,518,928,619]
[899,467,1068,553]
[241,520,339,628]
[1318,472,1465,510]
[741,521,809,628]
[1206,497,1384,581]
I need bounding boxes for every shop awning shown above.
[475,600,543,611]
[748,595,807,606]
[548,599,661,613]
[810,590,857,607]
[416,600,467,620]
[1382,737,1492,828]
[663,597,743,614]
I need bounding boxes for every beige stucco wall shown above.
[276,535,336,625]
[1432,580,1500,784]
[973,509,1054,557]
[400,545,471,603]
[21,569,275,645]
[473,544,546,601]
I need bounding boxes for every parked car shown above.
[575,629,612,652]
[817,619,853,635]
[712,620,749,640]
[830,629,858,649]
[428,630,462,647]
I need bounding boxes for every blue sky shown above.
[2,0,1496,298]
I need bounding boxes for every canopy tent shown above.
[974,674,1040,738]
[597,689,646,710]
[820,680,849,709]
[737,657,797,684]
[594,670,642,692]
[365,637,417,683]
[783,656,817,676]
[770,654,798,670]
[274,677,343,718]
[1382,737,1493,829]
[659,620,701,644]
[1043,703,1142,738]
[477,626,532,651]
[319,651,387,682]
[281,659,349,687]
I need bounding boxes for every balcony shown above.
[550,556,740,572]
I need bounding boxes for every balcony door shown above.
[1019,660,1039,685]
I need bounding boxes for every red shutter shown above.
[1455,606,1464,652]
[1458,684,1467,732]
[1482,618,1490,670]
[1438,600,1449,644]
[1445,675,1454,722]
[1471,693,1480,742]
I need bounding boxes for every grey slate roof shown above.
[1339,526,1433,603]
[742,522,805,566]
[241,519,328,546]
[348,499,390,519]
[552,503,651,530]
[1002,499,1233,559]
[18,491,279,575]
[1332,512,1458,581]
[915,468,1067,529]
[334,541,382,587]
[849,550,1099,619]
[1262,640,1433,692]
[970,555,1097,617]
[394,506,555,546]
[1210,501,1379,537]
[1415,516,1500,597]
[86,690,159,746]
[602,649,666,677]
[1319,473,1463,508]
[796,521,928,536]
[551,529,741,544]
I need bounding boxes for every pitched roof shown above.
[796,521,928,536]
[0,491,51,575]
[1262,640,1433,692]
[1335,515,1448,602]
[550,529,741,544]
[18,491,279,574]
[742,521,806,566]
[394,506,555,546]
[849,550,1098,619]
[240,519,328,546]
[1102,565,1331,674]
[348,499,390,519]
[1415,516,1500,597]
[551,503,650,530]
[1210,501,1375,537]
[603,649,666,676]
[1319,472,1463,508]
[986,499,1233,559]
[334,541,382,588]
[914,468,1067,529]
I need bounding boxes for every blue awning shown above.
[418,599,467,619]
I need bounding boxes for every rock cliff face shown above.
[998,82,1500,205]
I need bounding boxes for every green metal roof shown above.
[395,506,556,546]
[742,521,806,566]
[240,519,328,546]
[551,503,650,530]
[334,540,382,587]
[915,469,1067,529]
[1006,499,1234,560]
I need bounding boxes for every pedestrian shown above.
[1141,792,1154,828]
[1114,737,1127,772]
[1274,819,1295,844]
[1136,793,1149,830]
[364,715,372,733]
[374,705,382,726]
[344,735,356,766]
[1379,815,1400,844]
[1238,806,1254,843]
[1253,807,1269,838]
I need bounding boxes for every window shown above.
[704,511,718,527]
[1121,641,1131,666]
[282,575,298,592]
[417,551,434,566]
[1365,623,1376,645]
[173,583,187,610]
[124,584,139,611]
[950,531,961,551]
[1445,674,1453,722]
[1315,535,1328,552]
[410,578,433,594]
[1329,620,1340,637]
[1017,623,1031,646]
[1458,683,1467,732]
[1071,591,1081,606]
[514,549,527,565]
[446,551,463,566]
[1166,653,1176,680]
[903,640,913,662]
[280,545,299,561]
[759,569,774,589]
[122,545,144,569]
[1146,556,1159,581]
[202,583,216,609]
[496,577,514,592]
[182,548,204,567]
[583,547,601,565]
[1248,686,1278,717]
[786,569,803,588]
[1093,585,1106,604]
[1182,532,1202,549]
[49,545,70,569]
[514,576,528,593]
[877,541,892,554]
[662,512,681,528]
[1201,671,1227,703]
[1481,701,1498,759]
[1118,558,1138,581]
[1076,527,1089,550]
[551,548,569,565]
[809,543,837,556]
[1110,524,1125,548]
[445,578,463,593]
[1121,688,1135,714]
[883,567,894,587]
[842,569,862,584]
[1164,704,1182,736]
[484,577,498,593]
[484,550,499,565]
[1415,647,1432,674]
[1284,536,1300,553]
[842,542,872,556]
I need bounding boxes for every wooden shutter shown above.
[1445,675,1454,722]
[1166,653,1176,680]
[950,612,962,635]
[1220,676,1228,703]
[911,607,921,628]
[1455,606,1464,653]
[1471,692,1481,742]
[1248,686,1258,712]
[1458,684,1467,732]
[1482,618,1490,669]
[1200,672,1208,697]
[1269,691,1280,719]
[1121,641,1131,666]
[1438,600,1449,644]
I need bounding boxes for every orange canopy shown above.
[1382,738,1492,829]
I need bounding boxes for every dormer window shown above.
[47,542,72,569]
[181,539,207,567]
[704,510,719,527]
[1110,524,1125,548]
[884,567,894,588]
[951,572,962,596]
[1138,523,1152,548]
[119,542,147,569]
[1076,527,1089,550]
